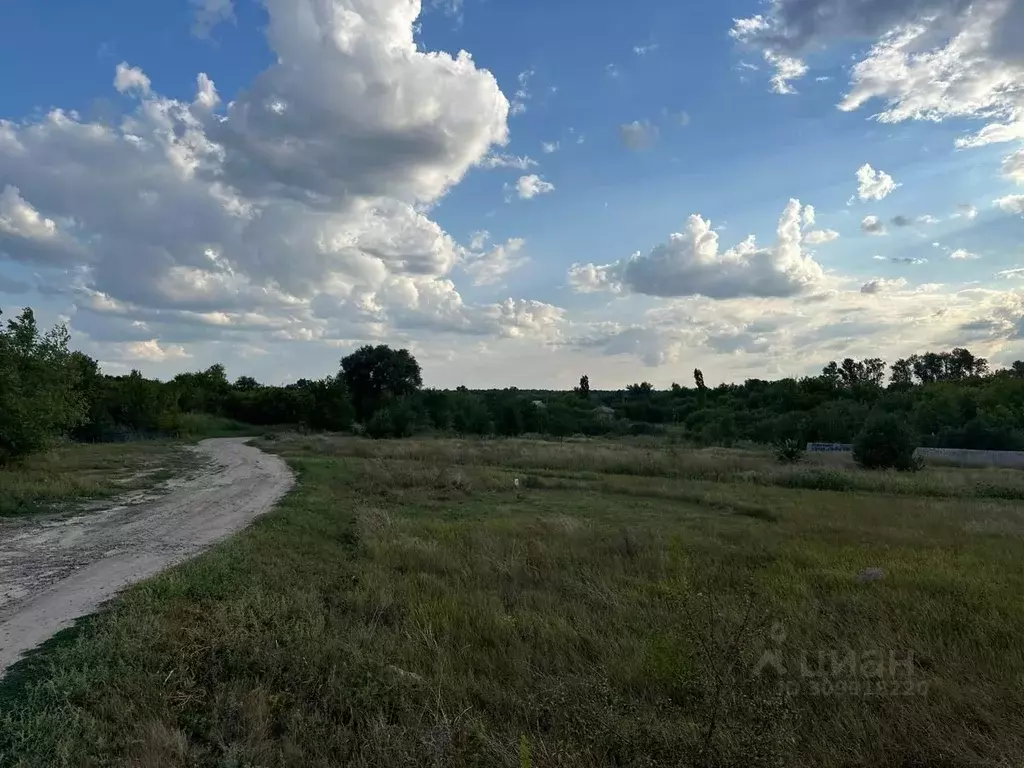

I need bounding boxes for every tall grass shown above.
[3,435,1024,766]
[269,433,1024,500]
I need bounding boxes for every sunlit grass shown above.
[3,434,1023,766]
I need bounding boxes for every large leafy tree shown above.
[0,308,86,464]
[340,345,422,421]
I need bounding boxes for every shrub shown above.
[389,402,417,438]
[773,439,805,465]
[853,413,921,471]
[365,402,416,439]
[366,408,395,439]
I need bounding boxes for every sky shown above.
[1,0,1023,389]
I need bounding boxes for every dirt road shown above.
[0,437,293,677]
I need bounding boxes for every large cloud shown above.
[732,0,1024,186]
[569,199,828,300]
[0,0,568,359]
[211,0,508,205]
[565,282,1024,374]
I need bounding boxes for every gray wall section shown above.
[807,443,1024,469]
[915,447,1024,469]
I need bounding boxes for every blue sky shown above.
[1,0,1023,388]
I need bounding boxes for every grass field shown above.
[3,434,1024,767]
[0,441,197,518]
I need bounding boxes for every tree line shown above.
[4,304,1024,465]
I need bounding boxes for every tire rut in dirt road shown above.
[0,437,293,677]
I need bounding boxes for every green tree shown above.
[173,364,231,414]
[626,382,654,399]
[890,358,914,389]
[299,376,354,431]
[0,308,86,463]
[106,370,181,433]
[821,361,841,388]
[948,347,988,379]
[912,352,946,384]
[449,389,492,434]
[341,345,422,422]
[575,374,590,400]
[68,351,111,440]
[497,399,526,436]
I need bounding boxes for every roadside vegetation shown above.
[3,435,1024,766]
[0,441,196,518]
[5,303,1024,473]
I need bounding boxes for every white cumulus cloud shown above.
[0,0,570,367]
[123,339,192,362]
[765,51,809,94]
[950,248,980,260]
[861,215,887,235]
[995,195,1024,214]
[856,164,899,201]
[114,63,151,95]
[569,199,826,300]
[0,185,59,241]
[513,174,555,200]
[803,228,840,245]
[461,237,529,286]
[1003,149,1024,184]
[0,185,80,264]
[732,0,1024,186]
[861,277,907,294]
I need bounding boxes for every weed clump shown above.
[773,439,805,465]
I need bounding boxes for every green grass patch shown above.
[0,441,196,517]
[2,436,1024,766]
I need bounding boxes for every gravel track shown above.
[0,437,293,677]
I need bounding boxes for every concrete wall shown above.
[807,443,852,453]
[807,442,1024,469]
[915,447,1024,469]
